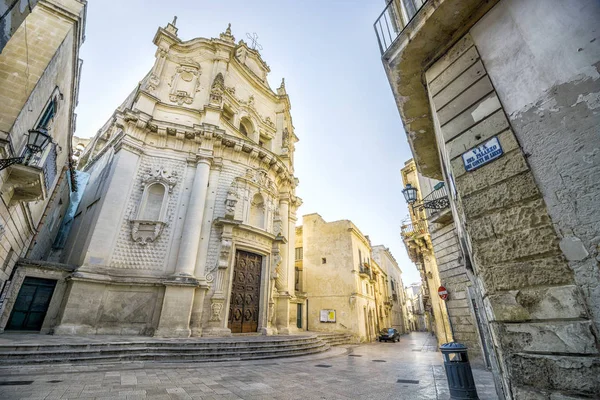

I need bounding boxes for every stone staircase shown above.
[313,332,355,346]
[0,334,330,365]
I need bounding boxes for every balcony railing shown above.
[374,0,428,54]
[411,182,450,219]
[359,263,372,279]
[400,220,427,239]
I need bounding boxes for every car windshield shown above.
[380,329,393,334]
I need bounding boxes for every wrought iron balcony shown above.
[359,263,372,279]
[0,143,56,204]
[374,0,428,54]
[400,220,428,239]
[412,182,450,220]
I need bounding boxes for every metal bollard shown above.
[440,342,479,399]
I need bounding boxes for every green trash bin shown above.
[440,342,479,399]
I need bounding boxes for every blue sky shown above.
[75,0,419,285]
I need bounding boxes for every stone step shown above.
[313,334,355,346]
[0,336,330,365]
[0,343,329,365]
[0,341,325,359]
[0,336,322,352]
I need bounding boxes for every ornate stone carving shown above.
[273,246,285,292]
[141,167,177,192]
[146,48,168,93]
[282,128,289,150]
[209,301,223,322]
[169,61,201,105]
[130,220,167,245]
[219,23,235,43]
[224,185,238,219]
[210,72,225,106]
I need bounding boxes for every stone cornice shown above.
[116,111,296,185]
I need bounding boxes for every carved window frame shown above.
[137,181,169,222]
[130,169,176,245]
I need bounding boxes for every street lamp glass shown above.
[402,184,418,204]
[27,129,52,153]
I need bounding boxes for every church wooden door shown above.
[228,250,262,333]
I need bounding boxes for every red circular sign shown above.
[438,286,449,301]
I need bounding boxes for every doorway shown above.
[6,277,56,331]
[228,250,262,333]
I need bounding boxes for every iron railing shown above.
[359,263,372,279]
[374,0,428,54]
[400,220,427,238]
[42,143,57,190]
[411,182,450,219]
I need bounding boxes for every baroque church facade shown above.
[54,21,301,337]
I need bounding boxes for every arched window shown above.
[239,117,253,137]
[249,193,265,229]
[140,183,166,221]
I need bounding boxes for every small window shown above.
[240,117,254,137]
[321,257,326,264]
[37,98,56,130]
[295,247,303,261]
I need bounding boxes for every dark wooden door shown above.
[228,250,262,333]
[7,277,56,331]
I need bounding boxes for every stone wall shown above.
[0,3,81,301]
[425,30,599,399]
[471,0,600,338]
[428,220,483,361]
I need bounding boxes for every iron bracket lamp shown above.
[0,129,52,171]
[402,183,450,211]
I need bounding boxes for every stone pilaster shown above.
[275,195,291,333]
[203,221,235,336]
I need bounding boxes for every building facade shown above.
[405,282,427,332]
[400,160,453,345]
[0,0,86,333]
[296,214,401,342]
[5,21,301,338]
[376,0,600,398]
[371,245,408,334]
[401,159,491,364]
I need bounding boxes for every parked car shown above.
[378,328,400,342]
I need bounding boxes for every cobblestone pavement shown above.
[0,332,498,400]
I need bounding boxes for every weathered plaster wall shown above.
[0,17,77,294]
[371,245,407,334]
[425,30,599,399]
[471,0,600,337]
[301,214,377,341]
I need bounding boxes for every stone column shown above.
[275,196,291,333]
[174,155,212,276]
[189,160,221,337]
[156,154,211,338]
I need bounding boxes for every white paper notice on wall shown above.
[320,309,336,323]
[462,136,504,172]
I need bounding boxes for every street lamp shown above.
[402,184,418,205]
[0,129,52,171]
